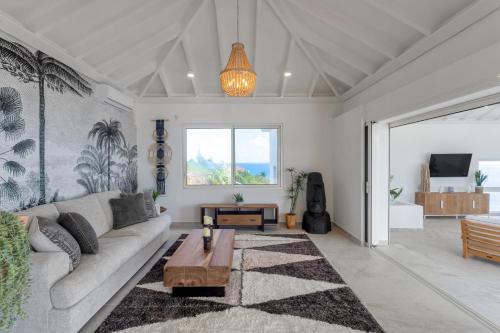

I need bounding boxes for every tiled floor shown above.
[80,223,493,333]
[382,218,500,331]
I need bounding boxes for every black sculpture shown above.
[302,172,331,234]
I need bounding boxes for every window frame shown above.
[478,160,500,213]
[182,123,283,189]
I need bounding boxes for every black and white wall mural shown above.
[0,34,137,212]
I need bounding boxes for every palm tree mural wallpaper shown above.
[0,87,35,204]
[0,35,137,212]
[0,36,93,204]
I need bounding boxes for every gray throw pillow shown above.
[110,193,149,229]
[142,190,159,218]
[36,216,81,270]
[58,212,99,254]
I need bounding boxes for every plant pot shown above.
[236,201,244,207]
[286,214,297,229]
[475,186,484,194]
[155,202,161,215]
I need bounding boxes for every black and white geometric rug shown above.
[96,233,384,332]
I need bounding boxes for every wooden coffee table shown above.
[163,229,235,297]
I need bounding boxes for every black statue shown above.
[302,172,331,234]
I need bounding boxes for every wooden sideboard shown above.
[200,203,279,231]
[415,192,489,218]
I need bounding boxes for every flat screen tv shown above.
[429,154,472,177]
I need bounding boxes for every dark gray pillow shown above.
[110,193,149,229]
[37,216,81,270]
[58,212,99,254]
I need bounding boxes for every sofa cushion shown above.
[50,235,142,309]
[24,203,59,222]
[101,214,172,247]
[55,195,108,237]
[58,213,99,254]
[90,191,121,232]
[109,193,148,229]
[36,217,81,271]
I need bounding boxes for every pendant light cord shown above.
[237,0,240,42]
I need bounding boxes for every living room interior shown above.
[1,1,500,333]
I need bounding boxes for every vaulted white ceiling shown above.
[1,0,499,101]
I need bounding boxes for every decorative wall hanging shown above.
[148,120,172,195]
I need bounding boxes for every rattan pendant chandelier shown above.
[220,0,256,96]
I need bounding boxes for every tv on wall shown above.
[429,154,472,177]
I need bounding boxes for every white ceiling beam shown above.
[121,62,158,88]
[23,0,68,23]
[308,45,356,87]
[252,0,263,97]
[158,67,172,97]
[181,38,200,97]
[280,38,294,97]
[364,0,432,36]
[141,96,339,104]
[344,0,500,100]
[288,0,398,59]
[69,0,165,58]
[34,0,99,35]
[308,72,320,98]
[0,9,137,99]
[140,0,210,98]
[98,24,180,74]
[213,0,226,70]
[267,0,338,96]
[299,28,375,75]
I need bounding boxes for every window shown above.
[185,126,281,186]
[478,161,500,212]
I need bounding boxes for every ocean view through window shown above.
[185,126,281,186]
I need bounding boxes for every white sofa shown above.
[13,191,172,333]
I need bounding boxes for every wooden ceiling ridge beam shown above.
[266,0,338,96]
[308,72,320,98]
[36,0,100,35]
[280,38,294,97]
[288,0,397,59]
[364,0,432,36]
[181,38,200,97]
[252,0,263,98]
[98,24,180,74]
[70,0,166,58]
[139,0,210,99]
[343,0,500,100]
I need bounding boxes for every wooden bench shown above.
[461,219,500,263]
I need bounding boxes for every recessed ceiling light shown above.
[187,71,195,78]
[284,71,292,77]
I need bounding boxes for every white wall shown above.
[136,102,339,223]
[390,122,500,203]
[331,107,364,242]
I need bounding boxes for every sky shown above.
[186,128,277,164]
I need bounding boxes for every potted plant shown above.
[152,189,161,215]
[286,168,308,229]
[233,193,244,206]
[389,175,403,202]
[474,170,487,193]
[0,212,31,332]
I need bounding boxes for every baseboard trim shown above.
[374,249,500,333]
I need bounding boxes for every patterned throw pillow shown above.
[110,193,149,229]
[58,212,99,254]
[31,216,81,270]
